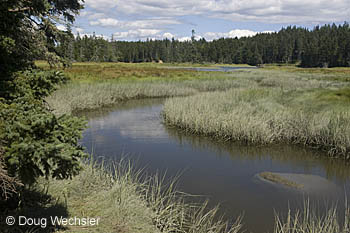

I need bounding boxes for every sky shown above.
[70,0,350,41]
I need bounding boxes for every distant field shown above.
[36,61,254,82]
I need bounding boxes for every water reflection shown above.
[166,127,350,182]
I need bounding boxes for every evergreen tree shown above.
[0,0,86,192]
[61,22,350,68]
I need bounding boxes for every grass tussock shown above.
[274,201,350,233]
[44,159,242,233]
[259,172,303,189]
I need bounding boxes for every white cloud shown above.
[163,32,175,39]
[113,29,162,40]
[90,18,120,26]
[203,29,275,40]
[178,36,191,42]
[204,29,260,40]
[89,17,181,29]
[82,0,350,24]
[87,12,107,20]
[84,0,118,10]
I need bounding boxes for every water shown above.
[79,98,350,233]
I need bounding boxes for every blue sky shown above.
[69,0,350,41]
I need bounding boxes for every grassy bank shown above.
[163,88,350,158]
[49,160,241,233]
[1,160,241,233]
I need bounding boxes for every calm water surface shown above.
[80,99,350,233]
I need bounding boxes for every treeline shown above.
[57,23,350,67]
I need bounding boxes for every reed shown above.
[163,88,350,159]
[44,159,242,233]
[274,201,350,233]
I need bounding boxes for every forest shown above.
[57,23,350,67]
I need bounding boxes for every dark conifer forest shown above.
[57,23,350,67]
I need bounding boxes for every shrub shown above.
[0,70,87,186]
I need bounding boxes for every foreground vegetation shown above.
[1,159,242,233]
[48,160,242,233]
[274,201,350,233]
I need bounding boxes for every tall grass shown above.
[47,82,197,115]
[163,88,350,159]
[274,201,350,233]
[44,159,242,233]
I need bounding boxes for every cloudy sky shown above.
[72,0,350,41]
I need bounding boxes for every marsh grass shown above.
[47,82,197,115]
[47,65,349,116]
[163,88,350,159]
[44,159,242,233]
[259,172,304,189]
[274,201,350,233]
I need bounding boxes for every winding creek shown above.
[79,98,350,233]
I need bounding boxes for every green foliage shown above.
[3,69,67,100]
[0,101,86,185]
[0,0,86,189]
[0,71,87,185]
